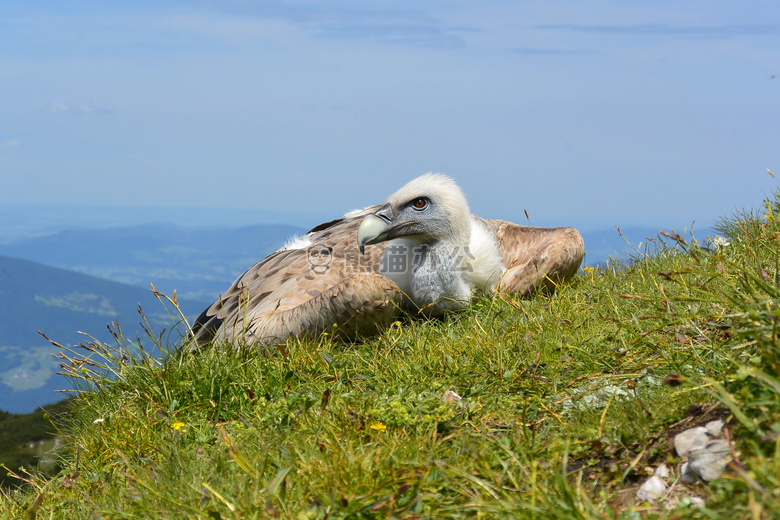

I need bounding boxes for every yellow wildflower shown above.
[171,421,186,432]
[369,422,387,432]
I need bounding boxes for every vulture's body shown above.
[192,174,584,346]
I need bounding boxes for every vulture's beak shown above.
[357,204,395,254]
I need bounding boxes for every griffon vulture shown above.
[191,173,584,346]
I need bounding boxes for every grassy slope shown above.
[2,193,780,519]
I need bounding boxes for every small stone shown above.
[667,496,706,510]
[705,419,725,437]
[636,475,667,502]
[674,426,709,457]
[688,438,731,482]
[689,496,706,508]
[680,462,698,484]
[654,463,670,479]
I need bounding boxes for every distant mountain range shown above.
[0,222,304,413]
[0,220,715,413]
[0,203,326,244]
[0,223,305,303]
[0,254,207,413]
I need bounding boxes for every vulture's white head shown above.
[357,173,471,253]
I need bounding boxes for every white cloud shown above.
[4,139,20,148]
[47,101,109,115]
[162,6,469,48]
[537,23,780,40]
[163,14,298,43]
[49,102,69,113]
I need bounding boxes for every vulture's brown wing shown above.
[191,211,403,347]
[484,219,585,296]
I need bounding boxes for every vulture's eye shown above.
[411,197,429,211]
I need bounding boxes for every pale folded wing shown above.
[484,219,585,296]
[190,211,404,346]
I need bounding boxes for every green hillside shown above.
[0,255,205,413]
[0,400,70,488]
[2,190,780,518]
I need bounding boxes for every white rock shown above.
[674,426,709,457]
[688,439,731,482]
[667,496,706,510]
[654,463,670,479]
[705,419,725,437]
[680,462,698,484]
[636,475,667,502]
[689,496,706,508]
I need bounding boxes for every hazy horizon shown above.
[1,200,726,238]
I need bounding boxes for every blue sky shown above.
[1,1,778,231]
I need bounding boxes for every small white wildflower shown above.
[93,418,105,424]
[442,390,462,404]
[711,235,730,248]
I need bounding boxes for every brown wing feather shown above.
[484,219,585,297]
[191,211,402,346]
